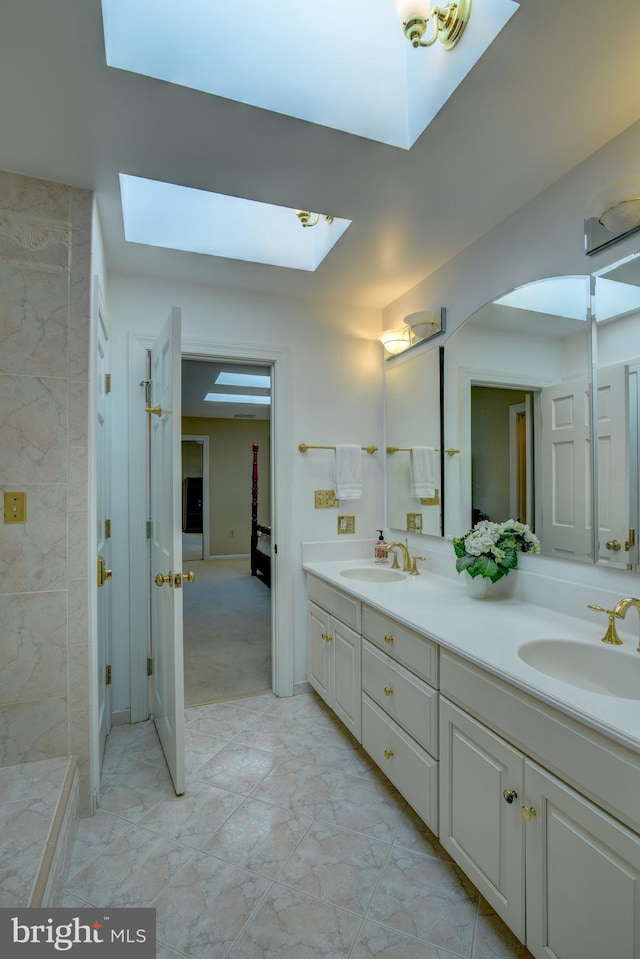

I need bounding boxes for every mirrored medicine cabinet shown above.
[385,248,640,571]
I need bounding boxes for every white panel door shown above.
[149,308,185,796]
[540,376,592,559]
[525,760,640,959]
[597,363,629,565]
[96,285,112,770]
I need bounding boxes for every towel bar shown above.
[299,443,378,454]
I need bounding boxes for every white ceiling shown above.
[1,0,640,310]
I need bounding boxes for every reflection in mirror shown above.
[444,276,594,563]
[385,346,443,536]
[594,251,640,569]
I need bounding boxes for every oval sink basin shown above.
[340,567,406,583]
[518,639,640,699]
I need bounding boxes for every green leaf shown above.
[501,548,518,570]
[455,555,475,574]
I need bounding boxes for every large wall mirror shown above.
[443,275,593,562]
[385,346,443,536]
[594,250,640,570]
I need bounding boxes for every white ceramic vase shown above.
[466,575,488,599]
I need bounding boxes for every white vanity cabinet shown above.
[439,651,640,959]
[307,575,361,741]
[360,605,439,834]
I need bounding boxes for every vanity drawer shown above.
[362,605,438,686]
[362,639,438,756]
[307,575,361,631]
[362,693,438,835]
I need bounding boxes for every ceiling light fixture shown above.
[392,0,471,49]
[295,210,335,228]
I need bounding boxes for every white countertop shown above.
[303,558,640,755]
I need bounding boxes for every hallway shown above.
[63,692,531,958]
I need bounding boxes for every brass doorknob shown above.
[155,572,174,587]
[522,805,537,821]
[606,539,622,551]
[174,571,196,588]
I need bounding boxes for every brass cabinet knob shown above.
[321,632,333,642]
[384,686,394,696]
[384,749,394,759]
[606,539,622,551]
[503,789,518,804]
[521,805,537,821]
[384,634,394,644]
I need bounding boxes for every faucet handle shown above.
[389,548,401,570]
[587,604,623,645]
[410,556,425,575]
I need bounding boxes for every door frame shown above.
[128,333,293,724]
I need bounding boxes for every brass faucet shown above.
[613,597,640,653]
[388,540,411,572]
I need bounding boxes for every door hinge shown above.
[626,528,636,551]
[105,664,112,686]
[147,658,153,676]
[105,373,111,394]
[146,520,152,539]
[105,518,111,539]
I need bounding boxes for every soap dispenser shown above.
[374,530,389,565]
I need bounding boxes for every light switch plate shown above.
[4,491,26,524]
[338,515,355,534]
[315,489,338,509]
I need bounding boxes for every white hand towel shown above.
[335,445,363,500]
[410,447,438,498]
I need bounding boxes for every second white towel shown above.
[335,445,363,500]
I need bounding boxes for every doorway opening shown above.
[180,358,273,706]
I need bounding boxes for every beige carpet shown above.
[183,559,272,706]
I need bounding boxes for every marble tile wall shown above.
[0,170,93,813]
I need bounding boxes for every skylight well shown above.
[102,0,519,150]
[119,175,350,271]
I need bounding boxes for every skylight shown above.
[119,175,350,270]
[215,372,271,389]
[495,278,591,321]
[204,393,270,405]
[102,0,519,150]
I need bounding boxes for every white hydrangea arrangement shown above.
[453,519,541,583]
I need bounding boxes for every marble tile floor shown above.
[63,691,533,959]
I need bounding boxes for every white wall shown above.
[106,277,383,711]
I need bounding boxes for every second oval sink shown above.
[340,567,406,583]
[518,639,640,699]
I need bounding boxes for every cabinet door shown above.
[307,601,333,705]
[332,618,361,741]
[439,697,525,941]
[525,760,640,959]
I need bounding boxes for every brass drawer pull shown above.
[384,634,394,644]
[384,749,394,759]
[321,632,333,642]
[522,805,537,821]
[384,686,394,696]
[503,789,518,804]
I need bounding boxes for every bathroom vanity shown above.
[305,559,640,959]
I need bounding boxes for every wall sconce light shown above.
[380,308,446,358]
[598,198,640,234]
[585,178,640,255]
[380,327,413,356]
[392,0,471,49]
[296,210,335,228]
